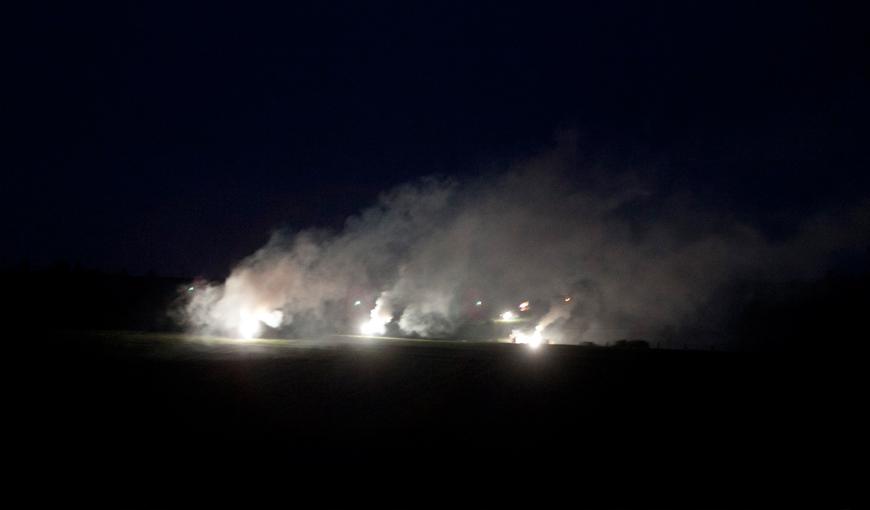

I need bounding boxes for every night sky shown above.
[5,1,869,278]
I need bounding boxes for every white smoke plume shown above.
[181,136,869,347]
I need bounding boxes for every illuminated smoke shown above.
[531,297,576,343]
[179,135,870,347]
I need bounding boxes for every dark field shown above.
[14,331,859,506]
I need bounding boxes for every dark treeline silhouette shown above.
[4,263,188,332]
[725,272,870,353]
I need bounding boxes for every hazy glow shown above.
[518,301,530,312]
[500,311,515,320]
[564,296,571,302]
[475,300,483,306]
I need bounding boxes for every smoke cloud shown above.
[181,136,869,348]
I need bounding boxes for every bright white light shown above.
[238,313,261,339]
[359,320,376,335]
[519,301,530,312]
[512,327,544,349]
[258,309,283,329]
[360,317,387,335]
[236,309,283,339]
[359,301,392,336]
[475,300,483,306]
[353,300,362,306]
[500,311,515,320]
[564,296,571,302]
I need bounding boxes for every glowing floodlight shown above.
[500,311,515,320]
[360,320,377,335]
[518,301,530,312]
[360,317,387,336]
[359,298,392,336]
[237,309,283,339]
[511,327,544,349]
[238,314,261,339]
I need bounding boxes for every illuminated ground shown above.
[15,330,858,505]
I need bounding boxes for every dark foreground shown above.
[13,331,860,507]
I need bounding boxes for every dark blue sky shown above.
[5,1,869,277]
